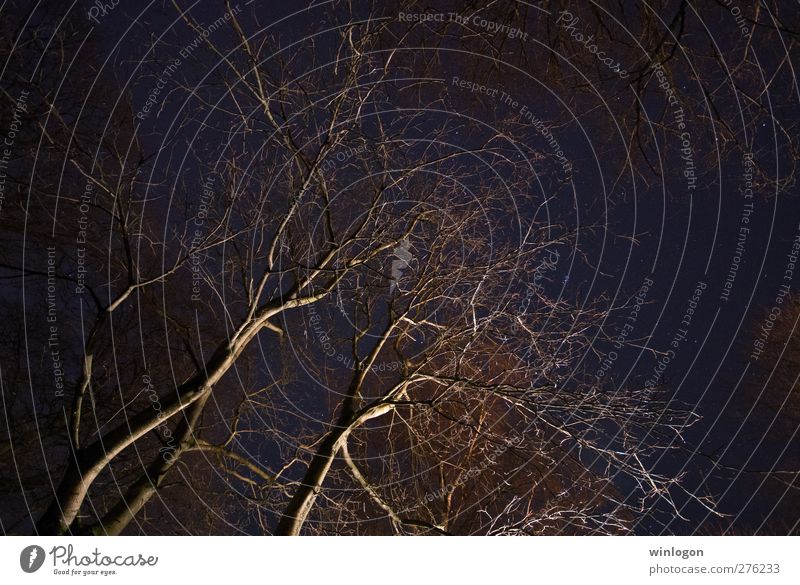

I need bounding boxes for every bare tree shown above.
[6,0,795,536]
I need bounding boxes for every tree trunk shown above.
[89,395,210,535]
[275,428,348,535]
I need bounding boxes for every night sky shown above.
[1,0,799,536]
